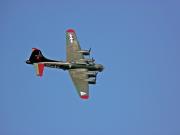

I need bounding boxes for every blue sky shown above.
[1,0,180,135]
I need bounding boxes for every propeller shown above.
[89,48,91,53]
[92,57,95,62]
[88,48,91,58]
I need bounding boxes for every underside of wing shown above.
[66,29,84,62]
[69,69,89,99]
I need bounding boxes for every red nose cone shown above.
[66,29,75,33]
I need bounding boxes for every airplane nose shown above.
[96,64,104,72]
[100,65,104,72]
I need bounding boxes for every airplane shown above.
[26,29,104,99]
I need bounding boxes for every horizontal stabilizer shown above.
[34,63,44,76]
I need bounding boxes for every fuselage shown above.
[26,60,104,72]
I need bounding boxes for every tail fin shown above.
[26,48,45,76]
[26,48,58,76]
[26,48,45,64]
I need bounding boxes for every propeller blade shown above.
[89,48,91,58]
[92,57,95,62]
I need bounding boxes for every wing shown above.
[69,69,89,99]
[66,29,84,62]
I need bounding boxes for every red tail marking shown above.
[32,48,39,51]
[38,64,44,76]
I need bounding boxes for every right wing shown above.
[69,69,89,99]
[66,29,84,62]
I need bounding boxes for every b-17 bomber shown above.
[26,29,104,99]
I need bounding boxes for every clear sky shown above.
[1,0,180,135]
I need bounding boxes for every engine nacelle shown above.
[80,58,95,64]
[87,71,98,77]
[87,77,96,84]
[78,49,91,55]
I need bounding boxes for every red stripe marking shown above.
[38,64,44,76]
[32,48,39,51]
[66,29,75,33]
[81,95,89,99]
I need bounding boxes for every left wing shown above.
[69,69,89,99]
[66,29,89,99]
[66,29,84,62]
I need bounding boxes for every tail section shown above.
[26,48,46,76]
[26,48,45,64]
[26,48,59,77]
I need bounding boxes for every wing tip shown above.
[66,29,75,33]
[80,95,89,100]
